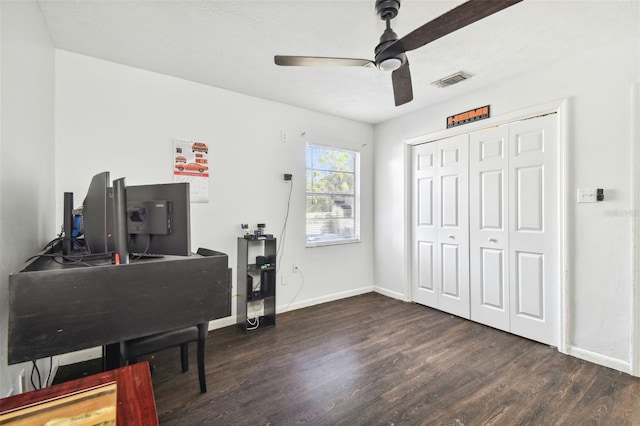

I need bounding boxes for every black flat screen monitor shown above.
[82,171,114,254]
[127,183,191,256]
[80,172,191,257]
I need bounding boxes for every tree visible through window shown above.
[306,144,360,247]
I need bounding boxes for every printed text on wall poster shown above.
[173,138,209,203]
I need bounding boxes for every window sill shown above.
[306,238,360,248]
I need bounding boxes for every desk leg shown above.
[103,343,121,371]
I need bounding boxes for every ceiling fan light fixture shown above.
[378,57,402,72]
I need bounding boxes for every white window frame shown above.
[305,144,361,248]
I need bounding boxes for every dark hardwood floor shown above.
[142,293,640,425]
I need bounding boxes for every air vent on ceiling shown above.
[431,71,472,88]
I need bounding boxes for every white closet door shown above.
[412,142,439,307]
[412,114,558,346]
[469,125,510,331]
[436,135,470,318]
[508,114,558,346]
[411,134,469,319]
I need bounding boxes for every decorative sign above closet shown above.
[447,105,490,129]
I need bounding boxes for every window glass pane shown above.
[306,144,359,247]
[306,169,313,193]
[307,195,355,216]
[309,146,355,172]
[305,147,313,170]
[309,170,355,195]
[306,196,356,243]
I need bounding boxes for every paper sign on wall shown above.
[173,138,209,203]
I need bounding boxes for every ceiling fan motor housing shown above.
[375,26,403,69]
[374,1,404,71]
[376,0,400,20]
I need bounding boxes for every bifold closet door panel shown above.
[411,134,470,319]
[412,142,439,308]
[436,134,470,319]
[469,125,510,331]
[508,114,559,347]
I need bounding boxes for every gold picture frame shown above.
[0,381,117,426]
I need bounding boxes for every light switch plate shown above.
[577,188,598,203]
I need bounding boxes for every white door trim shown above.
[404,99,569,353]
[631,82,640,376]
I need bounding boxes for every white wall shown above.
[55,51,375,340]
[0,1,56,395]
[373,35,640,373]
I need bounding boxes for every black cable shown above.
[24,249,114,268]
[130,234,151,262]
[40,252,112,267]
[35,361,42,388]
[21,235,64,264]
[30,363,36,390]
[54,256,95,267]
[31,360,42,390]
[21,253,49,264]
[41,235,62,251]
[277,180,293,269]
[45,356,53,387]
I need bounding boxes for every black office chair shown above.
[120,322,208,393]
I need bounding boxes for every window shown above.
[306,144,360,247]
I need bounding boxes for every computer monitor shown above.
[81,171,114,254]
[126,182,191,256]
[77,172,191,257]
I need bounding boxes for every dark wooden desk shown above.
[8,250,230,367]
[0,362,158,425]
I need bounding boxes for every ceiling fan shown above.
[274,0,522,106]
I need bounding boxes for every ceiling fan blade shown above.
[392,62,413,106]
[275,56,375,68]
[387,0,522,56]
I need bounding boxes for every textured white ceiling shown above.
[37,0,639,124]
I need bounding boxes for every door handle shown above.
[448,235,455,239]
[488,238,497,243]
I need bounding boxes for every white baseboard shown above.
[565,345,633,375]
[373,286,409,302]
[277,285,374,314]
[58,347,102,366]
[207,315,237,331]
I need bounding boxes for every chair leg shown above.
[197,337,206,393]
[180,343,189,372]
